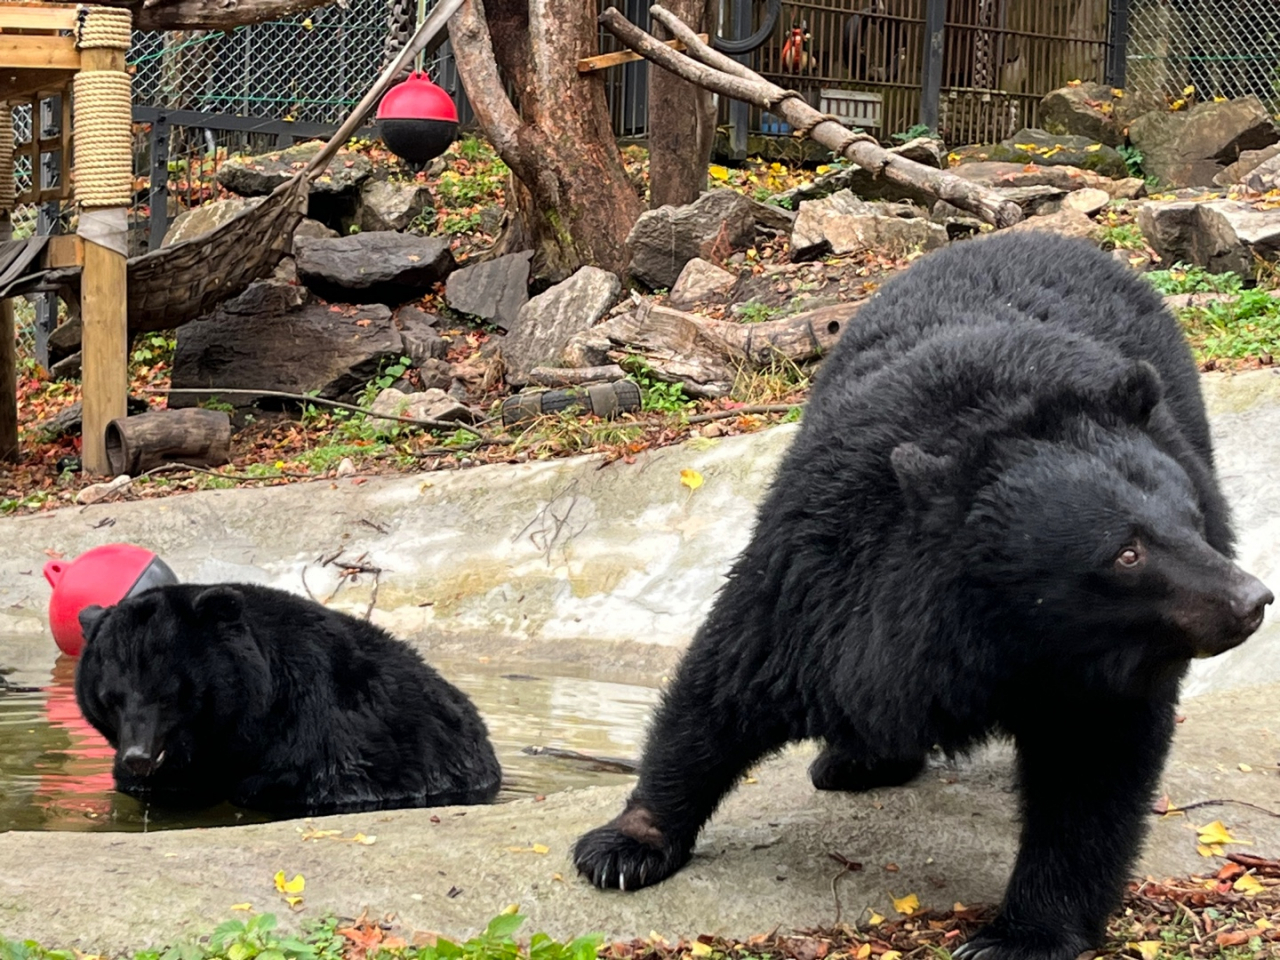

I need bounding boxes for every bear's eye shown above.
[1115,544,1145,570]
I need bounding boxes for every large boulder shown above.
[358,179,434,233]
[1138,198,1280,277]
[1038,83,1124,147]
[628,189,757,289]
[444,251,533,333]
[294,233,456,305]
[170,302,403,408]
[991,128,1128,179]
[217,141,375,230]
[1129,97,1280,188]
[162,197,261,247]
[790,189,944,260]
[500,266,621,385]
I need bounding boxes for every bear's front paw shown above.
[573,813,690,891]
[953,920,1092,960]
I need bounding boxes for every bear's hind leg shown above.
[809,743,925,792]
[956,693,1177,960]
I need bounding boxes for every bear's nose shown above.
[121,745,157,776]
[1230,576,1273,632]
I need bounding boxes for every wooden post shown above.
[0,210,15,463]
[74,9,133,476]
[919,0,945,134]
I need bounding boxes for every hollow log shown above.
[105,408,232,476]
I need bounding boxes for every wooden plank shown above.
[0,35,79,70]
[0,67,74,99]
[0,5,80,32]
[42,234,82,268]
[77,46,130,476]
[578,35,708,73]
[0,211,14,462]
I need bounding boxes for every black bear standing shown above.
[75,582,502,815]
[574,233,1273,960]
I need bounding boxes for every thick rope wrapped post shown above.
[75,4,133,475]
[0,105,14,213]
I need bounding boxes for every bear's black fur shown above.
[574,233,1273,960]
[75,582,502,815]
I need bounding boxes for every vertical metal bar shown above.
[729,0,750,159]
[1106,0,1130,87]
[919,0,944,132]
[148,115,171,252]
[33,95,61,370]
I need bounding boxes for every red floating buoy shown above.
[43,543,179,657]
[376,71,459,165]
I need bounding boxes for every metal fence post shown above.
[1106,0,1130,87]
[148,113,171,253]
[919,0,945,133]
[729,0,750,159]
[33,95,61,369]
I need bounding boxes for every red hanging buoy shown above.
[43,543,179,657]
[377,71,459,165]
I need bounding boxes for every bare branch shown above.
[448,0,524,159]
[599,6,1024,228]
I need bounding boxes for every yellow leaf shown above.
[709,165,730,181]
[301,17,313,29]
[691,943,714,957]
[816,165,832,175]
[891,893,919,915]
[1129,940,1161,960]
[952,902,967,911]
[1112,88,1124,98]
[274,871,305,894]
[881,953,902,960]
[1183,84,1196,96]
[1196,820,1246,846]
[1238,763,1252,772]
[1256,918,1273,930]
[1085,144,1102,152]
[1234,873,1265,896]
[501,903,520,915]
[680,469,704,491]
[352,832,377,845]
[867,911,885,926]
[275,460,285,470]
[854,945,871,960]
[532,843,550,854]
[230,903,253,912]
[1067,79,1082,87]
[285,895,304,909]
[1214,96,1228,103]
[1170,99,1186,111]
[1197,843,1224,857]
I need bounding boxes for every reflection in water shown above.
[0,644,659,833]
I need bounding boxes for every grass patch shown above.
[1145,264,1280,362]
[731,356,811,406]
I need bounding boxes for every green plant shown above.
[1146,264,1243,296]
[737,300,778,324]
[1096,222,1146,251]
[198,397,236,414]
[1117,143,1144,178]
[131,332,176,367]
[441,211,484,234]
[1179,286,1280,360]
[206,913,315,960]
[620,355,694,414]
[456,135,489,163]
[891,123,932,143]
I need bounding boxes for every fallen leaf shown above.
[285,895,304,909]
[1257,918,1274,930]
[274,870,305,895]
[1198,843,1223,858]
[1182,84,1196,96]
[709,165,730,181]
[230,903,253,911]
[1197,820,1249,847]
[680,468,704,491]
[351,832,377,845]
[891,893,919,915]
[407,255,421,262]
[881,952,902,960]
[1233,873,1265,895]
[854,945,871,959]
[690,943,714,957]
[1129,940,1161,960]
[532,843,550,854]
[867,911,885,926]
[1238,763,1252,772]
[1215,930,1252,947]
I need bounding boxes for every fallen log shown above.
[600,5,1023,229]
[527,364,627,386]
[105,409,232,476]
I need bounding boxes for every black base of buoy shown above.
[381,118,458,164]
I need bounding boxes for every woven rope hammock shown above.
[35,0,466,334]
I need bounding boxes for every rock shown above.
[335,457,357,478]
[444,251,533,333]
[501,266,621,385]
[1129,97,1280,188]
[950,160,1143,199]
[294,233,456,305]
[996,185,1068,216]
[273,256,298,284]
[889,136,946,168]
[1061,187,1111,216]
[561,332,613,369]
[170,302,402,408]
[628,189,758,289]
[1000,208,1099,242]
[790,189,944,261]
[1138,198,1280,277]
[1217,144,1280,187]
[162,197,261,247]
[358,179,434,233]
[747,198,797,233]
[1242,152,1280,193]
[222,278,309,317]
[293,218,339,244]
[217,141,373,198]
[991,128,1128,179]
[396,305,449,365]
[416,358,455,391]
[36,397,150,439]
[1039,83,1124,147]
[50,352,81,380]
[669,258,737,309]
[369,387,477,432]
[76,475,133,505]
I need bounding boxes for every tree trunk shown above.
[647,0,716,209]
[447,0,643,282]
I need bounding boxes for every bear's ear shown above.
[192,586,245,625]
[890,443,960,524]
[1106,360,1163,427]
[78,604,107,639]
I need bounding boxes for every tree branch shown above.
[448,0,525,160]
[600,5,1024,229]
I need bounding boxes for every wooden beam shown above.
[0,4,80,32]
[0,67,75,100]
[43,234,81,268]
[0,35,80,71]
[577,35,708,73]
[0,210,14,462]
[78,44,130,476]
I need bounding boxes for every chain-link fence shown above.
[1126,0,1280,107]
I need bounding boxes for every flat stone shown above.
[293,217,339,244]
[668,257,737,309]
[999,207,1099,242]
[628,189,758,289]
[991,128,1128,179]
[295,233,456,306]
[369,387,477,432]
[162,197,261,247]
[791,189,943,261]
[217,141,373,198]
[397,305,449,366]
[358,179,434,233]
[444,251,533,333]
[501,266,621,385]
[1061,187,1111,216]
[221,278,310,317]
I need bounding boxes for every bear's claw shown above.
[573,823,690,892]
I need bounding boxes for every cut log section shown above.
[104,408,232,476]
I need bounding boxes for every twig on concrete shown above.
[827,852,864,926]
[1160,798,1280,818]
[364,569,381,621]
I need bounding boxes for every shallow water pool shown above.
[0,639,659,833]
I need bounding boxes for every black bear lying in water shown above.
[574,232,1272,960]
[76,582,501,815]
